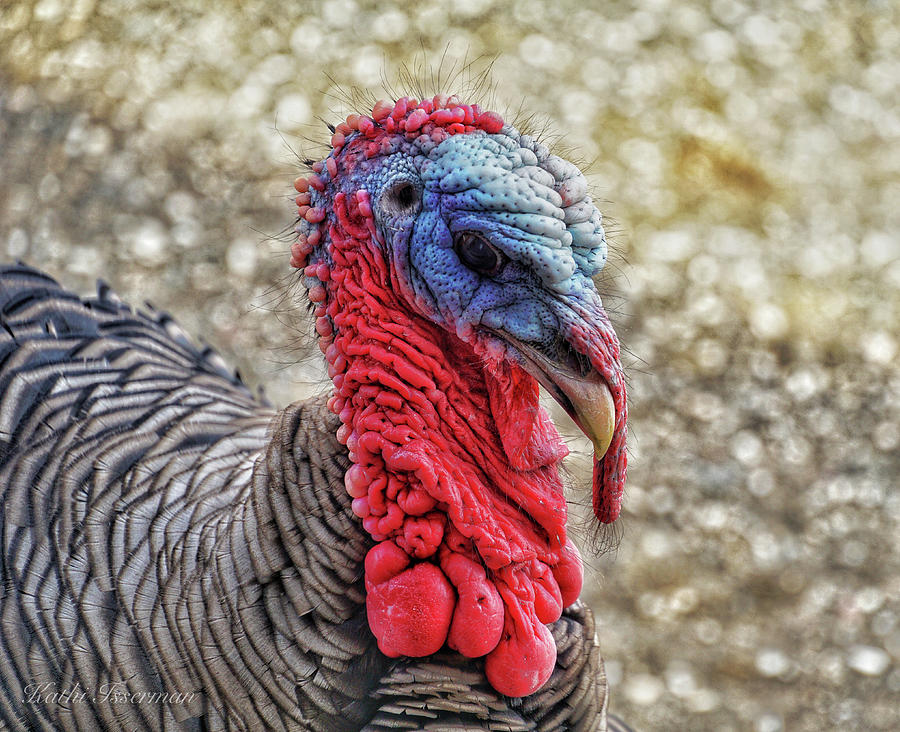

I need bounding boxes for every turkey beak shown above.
[507,340,616,461]
[546,369,615,459]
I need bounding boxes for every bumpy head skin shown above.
[291,95,627,698]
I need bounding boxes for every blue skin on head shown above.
[335,130,611,363]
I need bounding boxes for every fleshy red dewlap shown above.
[291,95,627,697]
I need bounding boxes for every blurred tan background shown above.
[1,1,898,730]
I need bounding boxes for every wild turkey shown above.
[0,95,628,731]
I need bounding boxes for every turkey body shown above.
[0,264,609,731]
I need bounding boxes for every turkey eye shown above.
[382,181,420,217]
[454,232,503,275]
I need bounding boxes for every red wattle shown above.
[552,538,584,608]
[366,560,455,658]
[441,552,504,658]
[484,360,568,471]
[484,610,556,698]
[364,539,410,585]
[532,561,564,625]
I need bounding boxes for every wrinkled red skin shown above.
[554,537,585,609]
[485,599,557,698]
[365,543,455,657]
[290,96,625,698]
[441,549,504,658]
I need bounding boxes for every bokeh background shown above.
[1,1,898,729]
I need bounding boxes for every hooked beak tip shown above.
[490,332,618,463]
[551,369,615,460]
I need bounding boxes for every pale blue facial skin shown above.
[313,128,610,362]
